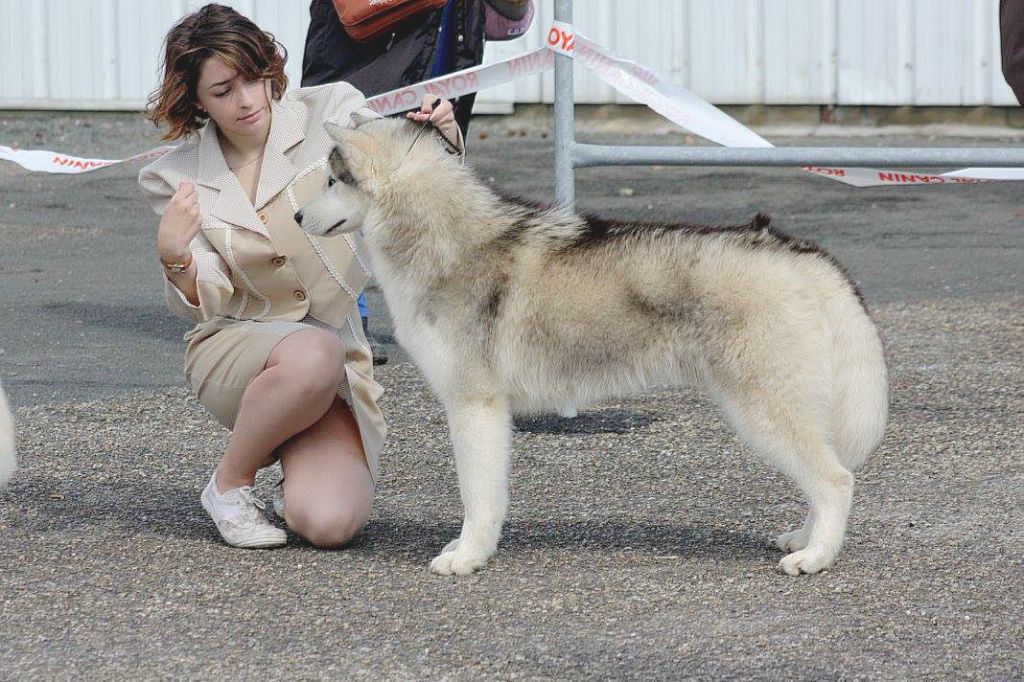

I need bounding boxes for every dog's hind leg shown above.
[430,395,512,576]
[716,390,853,576]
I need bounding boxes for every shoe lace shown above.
[230,486,267,526]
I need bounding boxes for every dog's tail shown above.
[0,380,17,490]
[829,295,888,471]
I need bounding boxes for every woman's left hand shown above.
[406,96,458,144]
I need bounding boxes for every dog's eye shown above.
[338,171,355,185]
[327,176,337,187]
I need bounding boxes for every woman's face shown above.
[194,56,271,140]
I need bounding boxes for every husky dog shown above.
[0,380,16,490]
[297,117,888,577]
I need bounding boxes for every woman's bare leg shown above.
[279,397,374,548]
[214,329,343,492]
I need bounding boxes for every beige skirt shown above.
[182,315,386,483]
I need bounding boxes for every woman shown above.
[302,0,487,366]
[139,4,462,549]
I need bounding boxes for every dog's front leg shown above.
[430,396,511,576]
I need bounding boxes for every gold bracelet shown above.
[161,252,193,274]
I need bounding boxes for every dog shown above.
[296,116,889,576]
[0,380,16,490]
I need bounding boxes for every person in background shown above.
[1001,0,1024,104]
[301,0,489,365]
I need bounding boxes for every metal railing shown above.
[552,0,1024,205]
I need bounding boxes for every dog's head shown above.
[295,114,452,238]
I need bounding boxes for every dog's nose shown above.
[293,210,303,225]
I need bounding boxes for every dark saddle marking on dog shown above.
[490,186,866,307]
[576,211,806,252]
[576,211,866,306]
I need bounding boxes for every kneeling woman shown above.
[139,4,463,548]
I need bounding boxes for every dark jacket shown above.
[1001,0,1024,104]
[302,0,486,133]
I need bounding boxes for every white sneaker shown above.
[200,474,287,549]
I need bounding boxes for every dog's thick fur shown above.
[0,380,16,490]
[298,117,888,576]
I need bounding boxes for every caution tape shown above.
[4,23,1024,187]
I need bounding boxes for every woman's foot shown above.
[200,474,287,548]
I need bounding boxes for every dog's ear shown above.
[322,112,375,141]
[326,124,378,181]
[350,110,377,127]
[324,120,354,143]
[324,122,373,163]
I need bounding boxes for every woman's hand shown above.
[406,96,459,147]
[157,181,202,263]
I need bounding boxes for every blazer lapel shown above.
[195,122,268,237]
[254,99,306,210]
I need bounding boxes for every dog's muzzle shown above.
[325,219,347,234]
[293,210,347,235]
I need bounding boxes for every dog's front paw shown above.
[429,544,492,576]
[778,548,833,576]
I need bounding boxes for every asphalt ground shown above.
[0,111,1021,680]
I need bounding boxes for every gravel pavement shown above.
[0,111,1022,680]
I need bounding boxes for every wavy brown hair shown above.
[146,3,288,141]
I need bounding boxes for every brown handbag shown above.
[332,0,448,42]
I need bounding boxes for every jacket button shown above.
[271,256,287,267]
[258,212,268,224]
[293,289,307,302]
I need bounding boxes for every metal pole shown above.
[572,143,1024,168]
[553,0,575,206]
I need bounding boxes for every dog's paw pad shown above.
[429,548,488,576]
[778,549,832,576]
[776,529,810,553]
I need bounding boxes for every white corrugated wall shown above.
[0,0,1017,109]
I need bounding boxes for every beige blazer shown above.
[138,82,378,328]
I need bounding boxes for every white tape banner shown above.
[551,25,1024,187]
[366,47,553,117]
[0,144,176,174]
[4,23,1024,187]
[799,165,1001,187]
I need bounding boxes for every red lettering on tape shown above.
[52,155,109,170]
[507,49,553,77]
[630,65,658,86]
[801,166,847,177]
[367,90,419,114]
[878,172,946,184]
[547,27,574,52]
[424,72,479,99]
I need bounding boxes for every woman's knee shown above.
[286,500,371,548]
[268,330,344,395]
